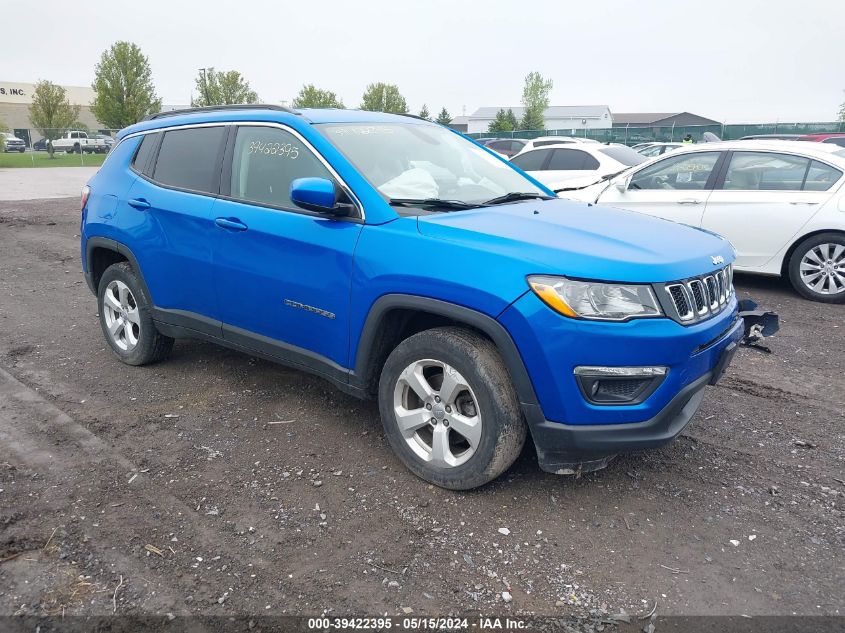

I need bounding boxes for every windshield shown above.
[319,122,547,205]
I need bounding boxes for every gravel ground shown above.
[0,198,842,627]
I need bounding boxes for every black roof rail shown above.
[396,112,433,122]
[143,104,299,121]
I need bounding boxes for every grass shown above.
[0,151,107,168]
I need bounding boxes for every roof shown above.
[470,105,609,119]
[662,140,845,161]
[612,111,721,126]
[612,112,678,124]
[117,106,431,139]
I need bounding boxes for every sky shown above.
[2,0,843,123]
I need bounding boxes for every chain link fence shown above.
[467,121,845,145]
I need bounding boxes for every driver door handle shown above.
[127,198,151,210]
[215,217,248,231]
[678,198,701,205]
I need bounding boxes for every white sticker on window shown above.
[676,171,693,183]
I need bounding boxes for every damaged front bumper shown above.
[521,300,779,476]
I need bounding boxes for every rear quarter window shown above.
[131,134,158,174]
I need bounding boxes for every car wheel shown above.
[378,326,527,490]
[18,148,25,153]
[98,262,174,365]
[788,233,845,304]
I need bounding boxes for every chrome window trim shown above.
[117,121,365,220]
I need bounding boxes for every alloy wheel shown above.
[392,359,482,468]
[799,242,845,296]
[102,280,141,351]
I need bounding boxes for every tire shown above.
[97,262,174,365]
[378,326,527,490]
[18,148,24,153]
[787,232,845,304]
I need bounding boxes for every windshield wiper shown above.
[481,192,554,206]
[389,198,478,210]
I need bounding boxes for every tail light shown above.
[81,185,90,212]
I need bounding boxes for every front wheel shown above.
[788,233,845,303]
[378,327,527,490]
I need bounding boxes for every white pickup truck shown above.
[52,131,110,154]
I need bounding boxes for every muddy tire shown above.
[378,326,526,490]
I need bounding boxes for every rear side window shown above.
[510,149,550,171]
[804,160,842,191]
[822,137,845,148]
[547,149,599,170]
[229,126,333,209]
[152,126,226,194]
[131,134,157,174]
[723,152,809,191]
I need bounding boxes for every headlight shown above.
[527,276,663,321]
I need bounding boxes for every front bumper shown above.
[525,365,719,474]
[499,291,745,473]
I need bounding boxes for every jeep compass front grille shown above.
[660,265,733,324]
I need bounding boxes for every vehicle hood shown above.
[416,198,734,283]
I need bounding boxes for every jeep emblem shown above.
[711,255,725,265]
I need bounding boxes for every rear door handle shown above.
[215,217,248,231]
[127,198,151,210]
[789,201,819,205]
[678,198,701,205]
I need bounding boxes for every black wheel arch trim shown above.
[84,237,154,303]
[352,294,540,408]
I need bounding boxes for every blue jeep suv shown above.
[80,105,744,489]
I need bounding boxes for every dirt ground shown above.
[0,198,842,627]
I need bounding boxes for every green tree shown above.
[360,83,407,113]
[194,68,259,106]
[488,108,517,133]
[29,80,80,157]
[506,109,519,130]
[92,41,161,128]
[519,71,553,131]
[839,95,845,122]
[418,104,431,120]
[435,107,452,125]
[291,84,344,109]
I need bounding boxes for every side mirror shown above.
[289,177,355,217]
[614,175,632,192]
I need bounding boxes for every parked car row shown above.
[26,132,116,152]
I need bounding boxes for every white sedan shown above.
[565,140,845,303]
[510,143,646,191]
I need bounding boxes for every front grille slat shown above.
[663,265,733,325]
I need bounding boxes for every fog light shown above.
[574,366,668,405]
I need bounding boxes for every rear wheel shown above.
[98,262,173,365]
[378,327,526,490]
[788,233,845,304]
